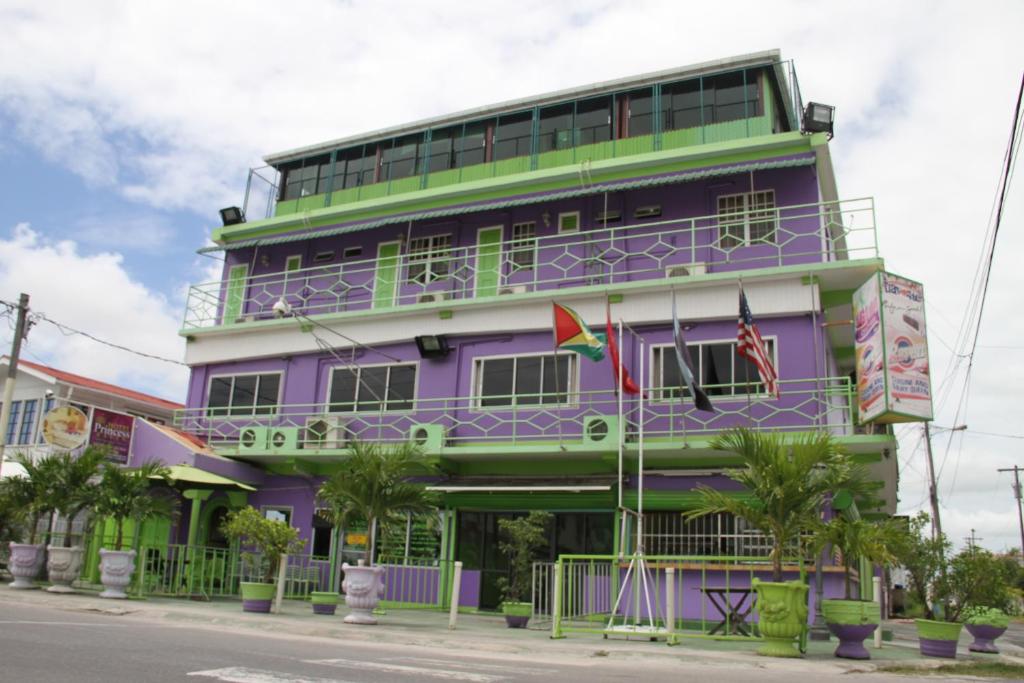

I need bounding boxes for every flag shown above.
[738,287,779,397]
[552,303,605,362]
[672,290,715,412]
[605,304,640,395]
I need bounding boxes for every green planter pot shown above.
[311,591,339,615]
[502,601,532,629]
[915,618,963,659]
[753,579,808,658]
[821,599,880,660]
[240,581,276,613]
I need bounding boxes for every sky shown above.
[0,0,1022,552]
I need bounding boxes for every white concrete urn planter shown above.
[46,546,85,593]
[98,549,136,599]
[8,542,44,589]
[341,562,385,624]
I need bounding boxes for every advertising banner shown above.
[852,272,933,424]
[41,405,89,450]
[89,408,135,463]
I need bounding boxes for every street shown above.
[0,601,976,682]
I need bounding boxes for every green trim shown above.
[213,133,812,244]
[607,293,624,304]
[438,491,614,510]
[820,289,856,308]
[621,490,752,510]
[915,618,962,641]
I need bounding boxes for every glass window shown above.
[652,340,775,400]
[18,399,37,445]
[312,508,333,558]
[708,70,761,123]
[510,222,536,271]
[328,364,417,413]
[538,103,573,153]
[717,190,777,248]
[407,234,452,283]
[5,400,20,445]
[456,120,489,168]
[662,79,704,131]
[493,111,533,161]
[263,507,291,524]
[475,354,574,407]
[334,146,377,190]
[207,374,281,416]
[282,155,329,200]
[424,127,456,173]
[382,134,422,180]
[625,87,654,137]
[575,96,612,146]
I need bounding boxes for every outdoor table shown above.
[697,586,754,636]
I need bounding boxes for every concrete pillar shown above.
[183,489,214,548]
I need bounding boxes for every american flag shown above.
[738,287,779,397]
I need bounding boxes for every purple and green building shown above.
[173,50,899,613]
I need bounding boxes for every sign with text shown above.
[852,272,933,424]
[89,408,135,463]
[41,405,89,450]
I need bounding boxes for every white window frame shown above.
[324,361,419,414]
[509,221,537,271]
[471,351,579,409]
[716,190,777,248]
[407,234,452,283]
[649,336,778,403]
[261,505,294,526]
[206,371,284,416]
[557,211,581,234]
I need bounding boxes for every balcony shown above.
[183,198,878,330]
[174,376,858,458]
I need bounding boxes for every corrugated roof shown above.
[12,358,183,411]
[201,156,814,254]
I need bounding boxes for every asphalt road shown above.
[0,602,976,682]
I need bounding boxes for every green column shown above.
[183,489,214,548]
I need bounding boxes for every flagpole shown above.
[672,287,689,447]
[551,303,565,447]
[739,278,754,426]
[617,318,624,515]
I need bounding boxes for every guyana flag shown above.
[552,302,605,362]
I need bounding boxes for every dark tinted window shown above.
[382,134,422,180]
[457,120,489,167]
[493,111,533,161]
[575,96,611,145]
[626,88,654,136]
[538,103,573,153]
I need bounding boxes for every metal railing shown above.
[174,377,855,451]
[137,544,239,598]
[183,198,877,329]
[548,553,811,641]
[377,555,454,610]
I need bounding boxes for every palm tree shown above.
[8,452,62,544]
[687,428,851,581]
[317,440,435,567]
[47,447,107,548]
[94,462,174,551]
[811,516,901,599]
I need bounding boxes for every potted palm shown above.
[221,505,305,613]
[941,546,1014,655]
[5,453,61,589]
[688,429,850,657]
[93,461,174,599]
[46,447,106,592]
[812,515,901,659]
[496,511,552,628]
[317,439,434,625]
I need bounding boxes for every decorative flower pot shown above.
[240,582,276,613]
[7,543,44,589]
[966,623,1007,654]
[821,599,880,660]
[46,546,85,593]
[501,601,532,629]
[342,563,385,625]
[753,579,809,658]
[915,618,962,659]
[98,549,137,599]
[310,591,339,615]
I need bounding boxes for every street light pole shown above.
[998,465,1024,562]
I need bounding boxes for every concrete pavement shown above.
[0,584,1021,678]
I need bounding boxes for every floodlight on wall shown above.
[415,335,450,359]
[272,297,292,318]
[801,102,835,139]
[220,206,246,226]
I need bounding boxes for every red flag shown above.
[606,304,640,395]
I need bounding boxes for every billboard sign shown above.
[852,272,933,424]
[89,408,135,464]
[41,405,89,450]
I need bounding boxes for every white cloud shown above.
[74,214,174,253]
[0,223,187,401]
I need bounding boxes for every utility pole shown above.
[998,465,1024,563]
[0,293,30,463]
[963,529,982,549]
[923,422,943,541]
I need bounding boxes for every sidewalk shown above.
[0,585,1019,676]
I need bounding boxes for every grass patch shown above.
[876,661,1024,678]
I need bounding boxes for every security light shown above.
[272,297,292,318]
[415,335,450,359]
[801,102,835,139]
[219,206,246,226]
